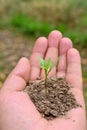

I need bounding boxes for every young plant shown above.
[39,57,59,95]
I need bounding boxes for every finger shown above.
[65,48,85,123]
[57,38,72,78]
[30,37,48,80]
[41,30,62,78]
[2,57,30,91]
[66,48,82,90]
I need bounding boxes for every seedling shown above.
[39,57,59,95]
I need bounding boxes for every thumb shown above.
[2,57,30,91]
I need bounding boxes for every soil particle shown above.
[24,77,81,120]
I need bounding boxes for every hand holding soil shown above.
[0,30,86,130]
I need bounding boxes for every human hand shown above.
[0,30,86,130]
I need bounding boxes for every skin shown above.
[0,30,86,130]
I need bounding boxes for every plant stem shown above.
[45,70,48,95]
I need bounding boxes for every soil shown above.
[24,77,81,120]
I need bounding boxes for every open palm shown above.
[0,31,86,130]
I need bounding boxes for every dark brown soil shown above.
[24,77,81,120]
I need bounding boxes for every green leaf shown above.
[39,57,60,73]
[45,58,51,69]
[39,57,45,66]
[50,57,59,70]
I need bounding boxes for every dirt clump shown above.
[24,77,81,120]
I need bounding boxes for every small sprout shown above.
[39,57,59,95]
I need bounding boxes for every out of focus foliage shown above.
[0,0,87,48]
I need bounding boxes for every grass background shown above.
[0,0,87,48]
[0,0,87,110]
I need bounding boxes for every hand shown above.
[0,30,86,130]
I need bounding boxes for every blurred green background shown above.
[0,0,87,109]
